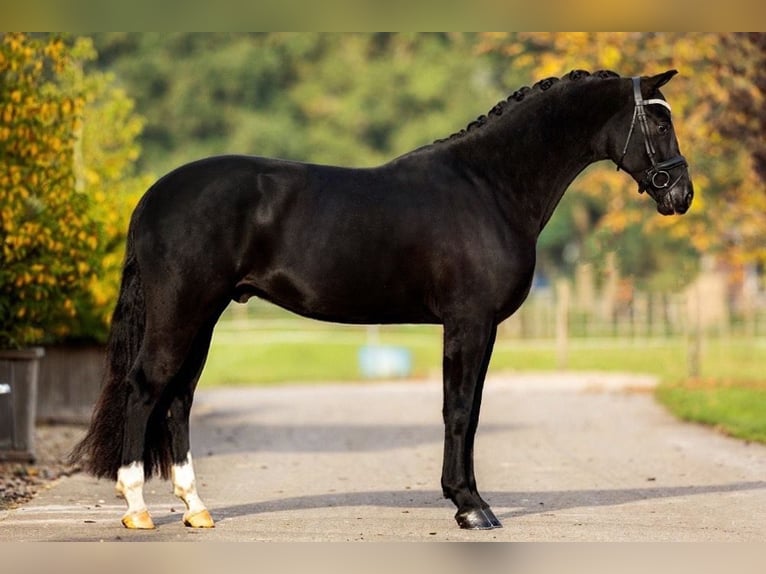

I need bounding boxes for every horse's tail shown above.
[69,235,145,480]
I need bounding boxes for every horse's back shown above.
[128,153,533,324]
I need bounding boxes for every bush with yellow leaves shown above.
[1,33,148,348]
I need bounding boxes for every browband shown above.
[644,98,671,112]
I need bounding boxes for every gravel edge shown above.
[0,425,86,511]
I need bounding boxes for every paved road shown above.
[3,373,766,541]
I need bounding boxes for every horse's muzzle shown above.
[655,177,694,215]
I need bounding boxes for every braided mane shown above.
[434,69,621,144]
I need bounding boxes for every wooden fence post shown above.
[556,278,570,370]
[687,283,702,379]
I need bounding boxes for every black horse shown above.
[71,69,693,531]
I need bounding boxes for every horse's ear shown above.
[646,70,678,92]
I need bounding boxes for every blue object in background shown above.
[358,345,412,379]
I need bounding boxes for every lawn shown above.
[199,316,766,442]
[656,379,766,443]
[200,318,762,386]
[199,322,443,385]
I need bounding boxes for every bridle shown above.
[617,77,687,195]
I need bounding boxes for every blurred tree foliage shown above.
[90,33,514,174]
[1,33,94,347]
[0,33,149,347]
[66,55,153,342]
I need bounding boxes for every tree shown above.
[717,34,766,183]
[0,33,150,347]
[0,33,96,348]
[89,33,502,174]
[68,56,153,342]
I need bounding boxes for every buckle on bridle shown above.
[640,156,688,194]
[651,170,671,189]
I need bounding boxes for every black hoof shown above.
[455,508,503,530]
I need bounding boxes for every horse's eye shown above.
[658,123,670,135]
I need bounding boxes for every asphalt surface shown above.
[3,372,766,542]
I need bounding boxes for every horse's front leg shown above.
[441,317,501,530]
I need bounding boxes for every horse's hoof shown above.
[183,509,215,528]
[455,508,503,530]
[121,509,155,530]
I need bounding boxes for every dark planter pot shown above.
[37,344,105,424]
[0,347,44,462]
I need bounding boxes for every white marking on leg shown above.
[171,452,208,517]
[116,461,147,515]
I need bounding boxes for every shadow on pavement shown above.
[192,421,520,455]
[188,480,766,527]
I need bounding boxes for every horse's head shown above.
[611,70,694,215]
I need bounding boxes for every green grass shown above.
[200,319,763,386]
[199,317,766,443]
[656,381,766,443]
[199,323,443,385]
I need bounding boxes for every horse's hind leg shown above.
[169,404,214,528]
[116,461,153,529]
[168,323,217,528]
[116,342,192,529]
[116,347,184,529]
[116,295,224,529]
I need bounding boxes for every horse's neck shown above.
[445,81,622,236]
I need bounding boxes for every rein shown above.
[617,77,687,194]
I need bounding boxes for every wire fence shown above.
[221,263,766,342]
[214,262,765,382]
